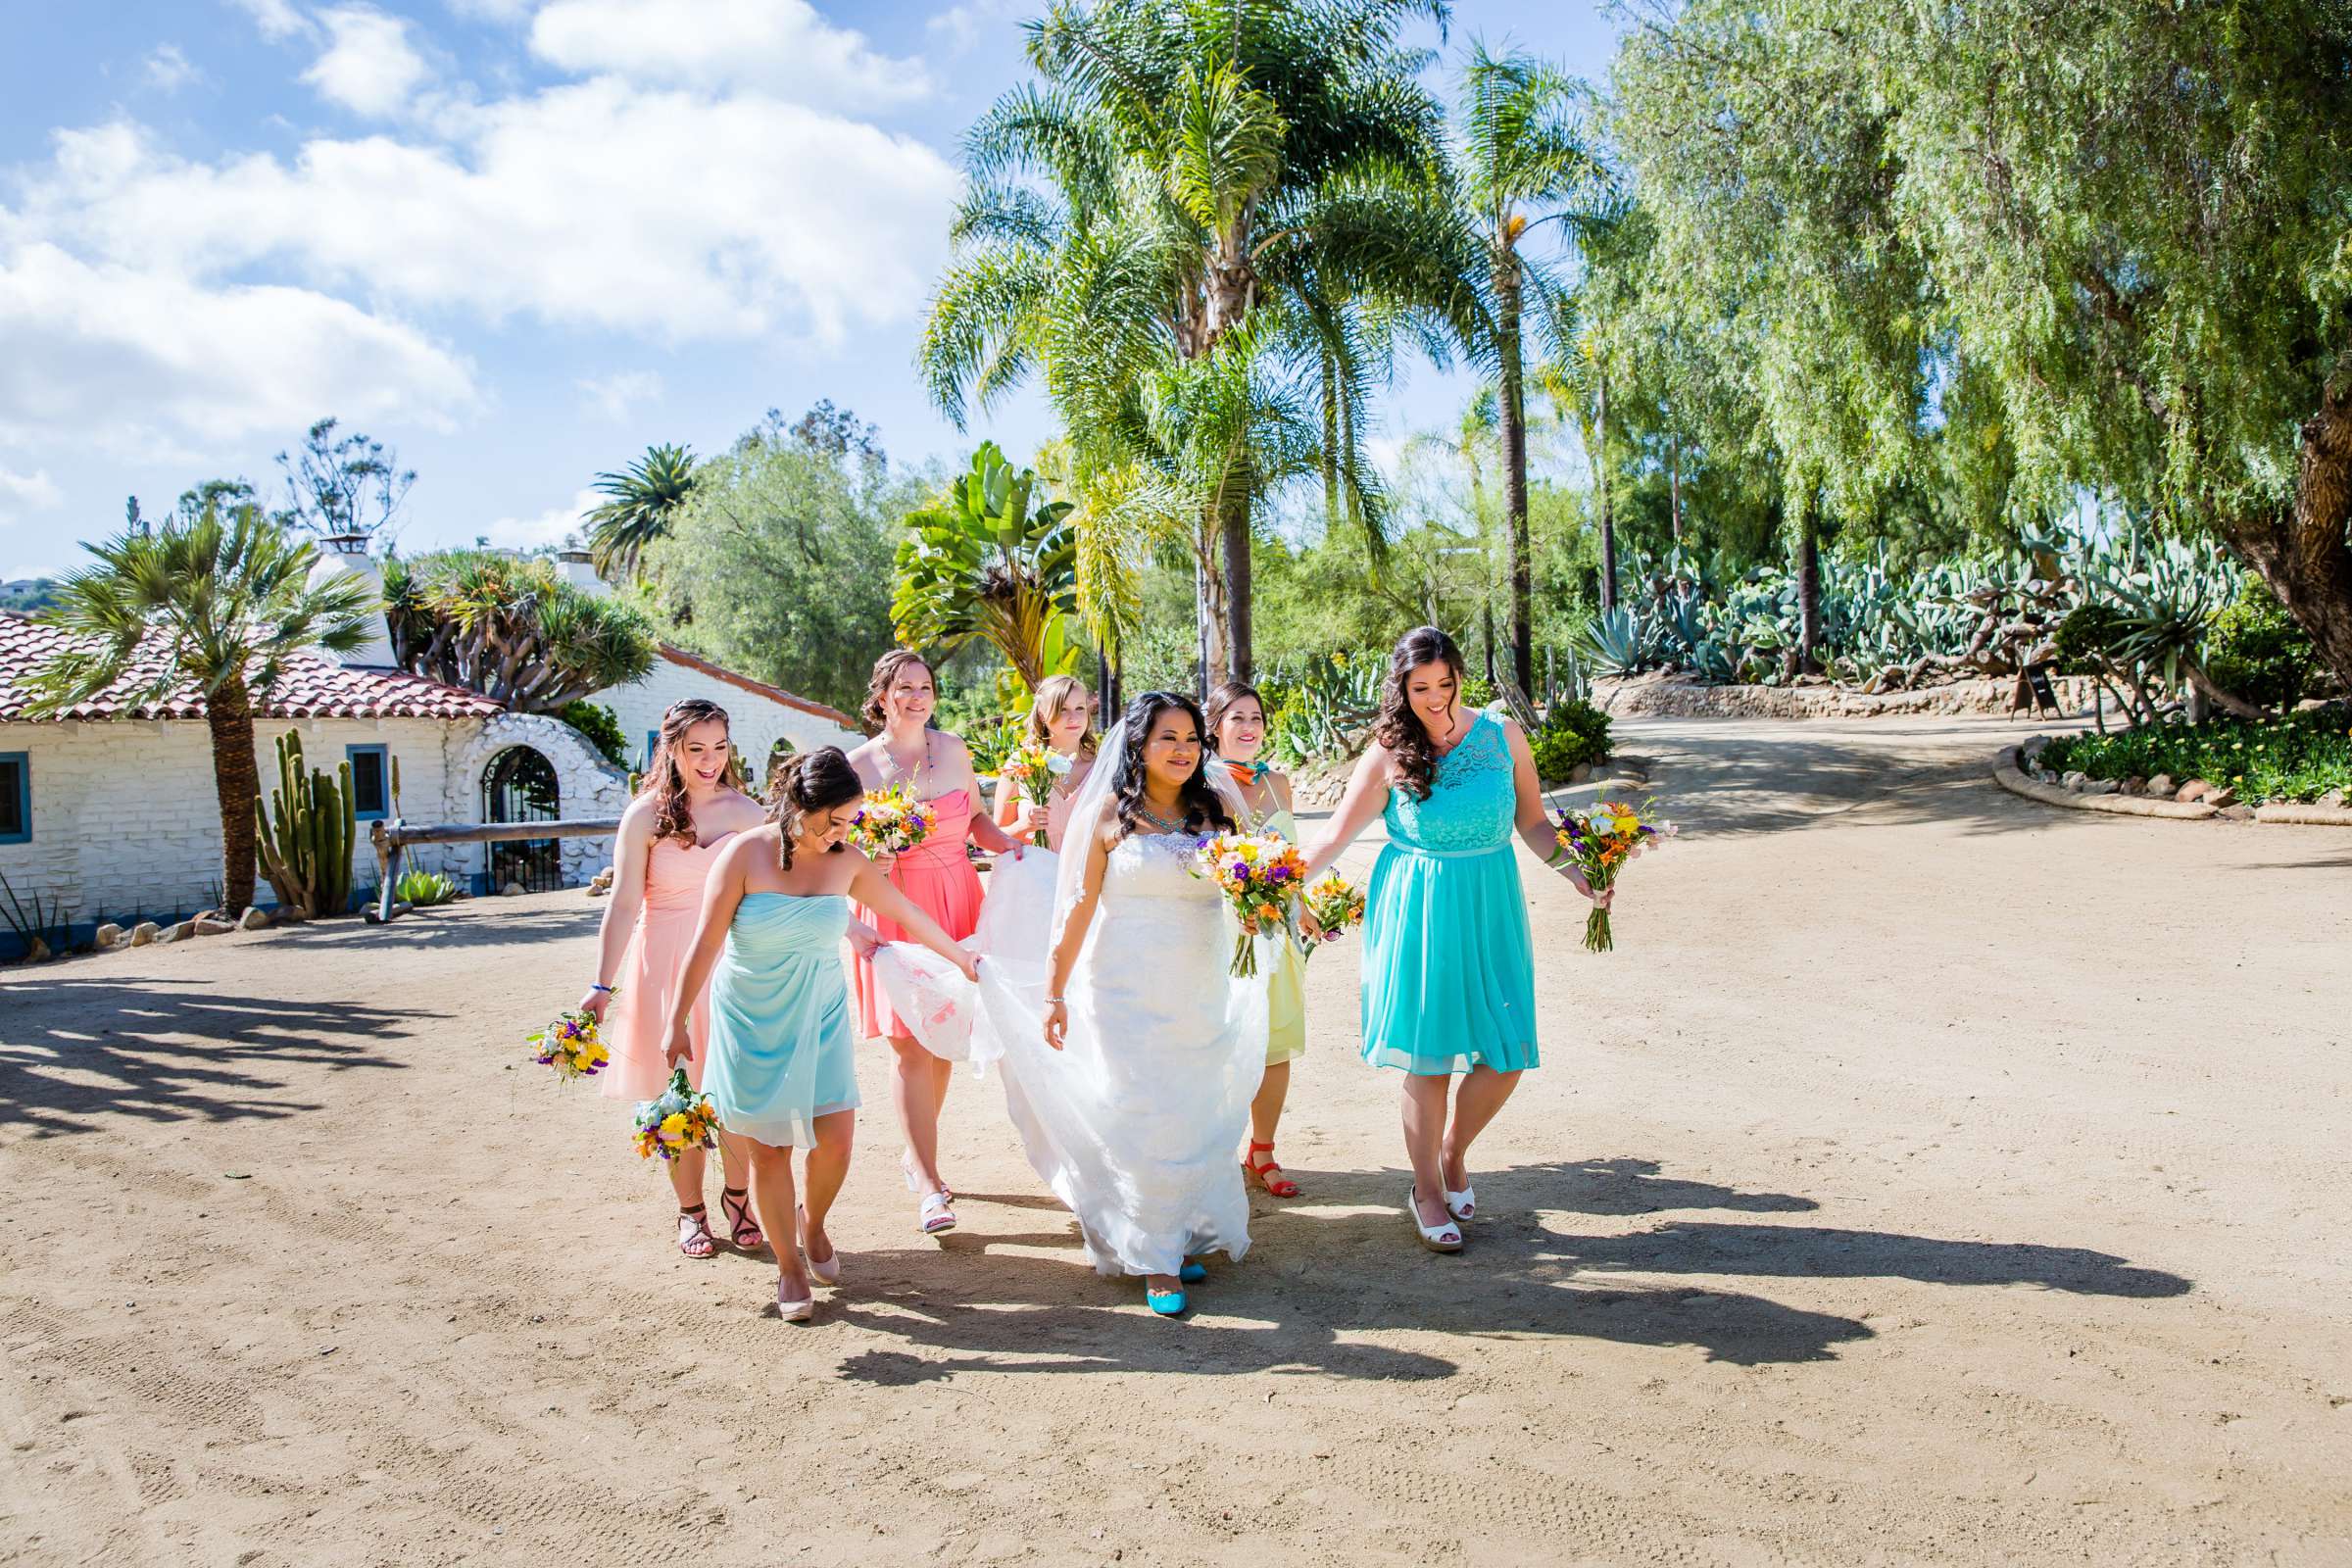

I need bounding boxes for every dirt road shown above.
[3,715,2346,1565]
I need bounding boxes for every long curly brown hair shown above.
[641,699,740,846]
[1373,626,1466,803]
[1107,692,1233,844]
[767,747,863,868]
[861,649,935,730]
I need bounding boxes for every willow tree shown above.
[921,0,1480,682]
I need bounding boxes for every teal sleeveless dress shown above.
[1359,709,1539,1075]
[704,893,860,1149]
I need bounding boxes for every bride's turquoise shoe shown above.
[1178,1262,1207,1284]
[1146,1284,1188,1315]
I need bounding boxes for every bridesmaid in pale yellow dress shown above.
[1206,680,1307,1199]
[991,674,1100,850]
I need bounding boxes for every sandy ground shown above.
[2,713,2348,1567]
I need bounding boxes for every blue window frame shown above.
[345,744,391,820]
[0,752,25,844]
[643,730,660,771]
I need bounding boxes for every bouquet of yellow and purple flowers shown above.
[1299,873,1366,962]
[526,1008,610,1081]
[631,1067,722,1162]
[848,784,938,860]
[995,741,1072,847]
[1549,797,1676,953]
[1192,831,1307,978]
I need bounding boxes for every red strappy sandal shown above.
[719,1187,764,1251]
[1242,1142,1300,1199]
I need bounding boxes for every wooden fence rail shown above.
[367,816,620,923]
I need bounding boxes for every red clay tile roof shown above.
[0,612,506,722]
[657,643,862,731]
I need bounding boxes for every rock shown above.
[2021,735,2051,767]
[24,936,50,962]
[2060,770,2088,791]
[2203,786,2237,808]
[2176,778,2214,803]
[237,907,272,931]
[94,922,123,948]
[129,921,161,947]
[2216,803,2256,821]
[2146,773,2176,799]
[193,915,236,936]
[276,906,307,923]
[500,883,525,898]
[2079,777,2119,796]
[2122,776,2145,796]
[1567,762,1592,785]
[585,883,608,899]
[2320,787,2348,810]
[161,920,198,944]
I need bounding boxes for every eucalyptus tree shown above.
[586,442,699,583]
[1453,42,1606,692]
[921,0,1481,682]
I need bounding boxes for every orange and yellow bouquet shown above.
[1299,873,1366,962]
[526,1008,610,1081]
[631,1067,722,1163]
[995,742,1072,847]
[1549,798,1676,953]
[1192,831,1307,978]
[847,784,938,859]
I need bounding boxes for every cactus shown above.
[255,730,357,918]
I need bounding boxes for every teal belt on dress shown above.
[1383,841,1509,860]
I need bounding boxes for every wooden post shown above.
[362,817,621,923]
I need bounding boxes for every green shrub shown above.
[2202,581,2316,710]
[557,701,630,768]
[2041,703,2352,804]
[395,868,461,906]
[2052,603,2125,675]
[1530,698,1613,783]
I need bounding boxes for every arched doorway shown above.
[484,745,562,892]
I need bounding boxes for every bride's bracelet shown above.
[1044,995,1065,1004]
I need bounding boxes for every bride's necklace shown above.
[1134,797,1191,835]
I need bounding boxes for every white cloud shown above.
[0,467,65,512]
[576,369,663,422]
[143,44,203,94]
[925,0,1024,55]
[443,0,534,20]
[530,0,929,109]
[302,6,431,117]
[228,0,314,42]
[7,98,958,345]
[0,242,477,455]
[480,486,599,551]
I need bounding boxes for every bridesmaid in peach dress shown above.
[845,650,1027,1236]
[582,699,768,1257]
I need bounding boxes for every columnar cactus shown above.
[254,730,356,918]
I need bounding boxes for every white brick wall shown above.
[590,651,861,788]
[0,710,628,940]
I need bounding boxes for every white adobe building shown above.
[0,540,858,956]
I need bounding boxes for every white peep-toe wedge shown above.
[1445,1185,1476,1222]
[1407,1187,1463,1252]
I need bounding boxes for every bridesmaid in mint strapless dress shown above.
[1301,628,1611,1255]
[665,747,979,1322]
[845,650,1028,1238]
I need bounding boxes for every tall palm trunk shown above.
[1321,350,1342,530]
[205,672,262,915]
[1203,228,1257,684]
[1221,494,1252,681]
[1494,248,1536,695]
[1595,368,1619,612]
[1792,495,1823,676]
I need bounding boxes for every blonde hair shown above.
[1022,674,1099,757]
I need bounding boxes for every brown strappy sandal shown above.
[676,1203,716,1258]
[1242,1142,1300,1199]
[719,1187,764,1251]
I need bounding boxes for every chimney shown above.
[556,548,611,598]
[308,533,399,667]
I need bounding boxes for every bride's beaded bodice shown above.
[1102,828,1215,901]
[1383,709,1516,853]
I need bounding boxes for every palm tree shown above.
[1454,43,1606,692]
[922,0,1481,683]
[586,443,698,583]
[381,550,659,710]
[27,503,378,914]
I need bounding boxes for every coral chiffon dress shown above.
[602,833,734,1102]
[852,788,985,1039]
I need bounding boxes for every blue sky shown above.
[0,0,1625,578]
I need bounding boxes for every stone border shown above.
[1993,746,2352,825]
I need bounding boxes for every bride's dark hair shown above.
[1107,691,1234,843]
[1373,625,1467,802]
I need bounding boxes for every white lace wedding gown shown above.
[879,828,1267,1278]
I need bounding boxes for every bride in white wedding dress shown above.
[878,691,1268,1316]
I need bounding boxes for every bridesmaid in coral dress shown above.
[845,650,1027,1235]
[582,699,769,1257]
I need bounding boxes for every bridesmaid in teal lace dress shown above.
[1301,626,1610,1253]
[664,748,977,1321]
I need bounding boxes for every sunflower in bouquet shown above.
[995,741,1072,847]
[1549,797,1676,953]
[1193,832,1307,977]
[1298,873,1366,962]
[847,784,939,860]
[526,1008,610,1081]
[632,1067,722,1162]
